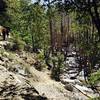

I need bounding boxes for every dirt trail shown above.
[28,67,70,100]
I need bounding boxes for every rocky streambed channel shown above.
[60,49,99,100]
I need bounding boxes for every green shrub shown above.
[89,97,100,100]
[10,33,25,51]
[88,71,100,99]
[0,48,5,55]
[12,38,25,51]
[34,50,47,71]
[89,70,100,85]
[51,52,65,81]
[24,44,33,52]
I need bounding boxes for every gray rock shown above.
[64,83,73,92]
[0,65,42,99]
[0,60,5,66]
[13,96,24,100]
[2,57,9,62]
[75,84,93,93]
[3,52,9,57]
[61,78,75,84]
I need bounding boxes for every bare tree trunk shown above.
[61,12,64,48]
[88,0,100,40]
[48,0,54,52]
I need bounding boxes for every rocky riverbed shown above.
[60,45,99,100]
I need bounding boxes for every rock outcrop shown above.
[0,41,69,100]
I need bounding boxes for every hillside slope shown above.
[0,41,73,100]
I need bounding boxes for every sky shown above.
[32,0,43,3]
[32,0,36,3]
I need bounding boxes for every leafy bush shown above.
[0,48,5,56]
[24,44,33,52]
[10,33,25,51]
[12,39,25,51]
[51,52,65,81]
[89,70,100,85]
[89,97,100,100]
[34,50,47,71]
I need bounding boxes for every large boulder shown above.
[0,65,48,100]
[64,83,73,92]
